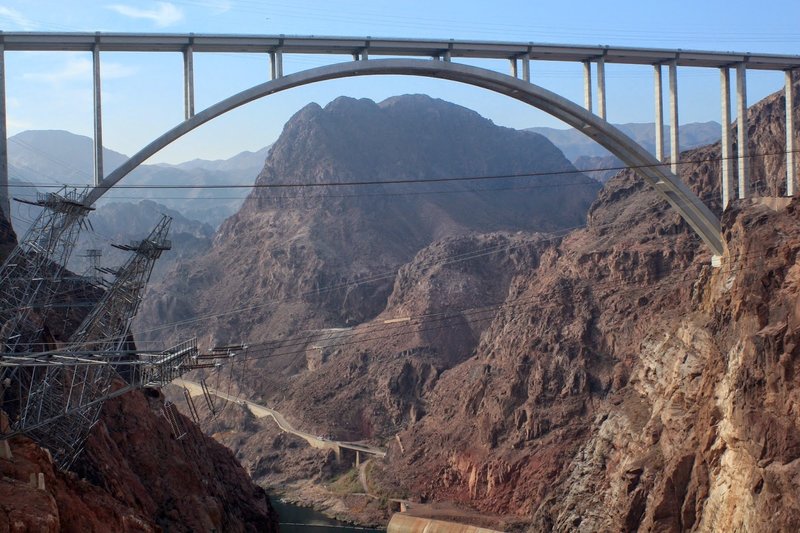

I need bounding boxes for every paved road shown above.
[174,378,386,458]
[359,458,372,494]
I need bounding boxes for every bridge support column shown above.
[0,43,8,220]
[786,70,796,196]
[92,42,104,187]
[668,60,680,175]
[720,67,734,209]
[736,62,749,198]
[183,44,195,120]
[582,61,592,112]
[443,50,451,62]
[654,64,664,162]
[270,50,283,80]
[521,54,530,83]
[596,55,606,120]
[509,58,518,78]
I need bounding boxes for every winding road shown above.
[174,378,387,459]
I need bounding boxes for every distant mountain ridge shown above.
[528,121,722,182]
[7,130,271,232]
[9,129,129,185]
[161,146,271,173]
[527,121,721,160]
[6,130,268,282]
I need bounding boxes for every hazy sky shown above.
[2,0,799,169]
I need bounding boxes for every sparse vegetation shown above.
[329,468,362,495]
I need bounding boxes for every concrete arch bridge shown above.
[1,33,799,259]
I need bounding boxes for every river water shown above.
[271,497,386,532]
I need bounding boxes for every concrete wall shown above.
[387,513,504,533]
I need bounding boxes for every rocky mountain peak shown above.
[140,93,600,354]
[257,94,577,190]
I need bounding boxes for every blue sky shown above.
[2,0,799,167]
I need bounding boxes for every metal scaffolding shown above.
[2,337,199,429]
[0,188,93,354]
[78,248,103,285]
[11,215,176,469]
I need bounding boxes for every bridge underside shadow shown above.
[86,58,724,256]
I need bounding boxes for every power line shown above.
[242,243,775,355]
[129,221,618,339]
[1,213,662,350]
[112,232,575,345]
[203,253,778,369]
[5,182,769,352]
[0,170,775,353]
[4,237,786,371]
[1,249,780,373]
[2,247,769,358]
[2,142,791,350]
[10,145,798,192]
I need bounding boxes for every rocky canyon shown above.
[3,71,799,532]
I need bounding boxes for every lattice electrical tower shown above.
[0,198,212,470]
[0,188,93,354]
[15,215,180,469]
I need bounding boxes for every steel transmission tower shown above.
[79,248,103,285]
[17,215,174,469]
[0,188,93,354]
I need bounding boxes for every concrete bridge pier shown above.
[270,50,284,79]
[579,56,606,120]
[654,64,664,162]
[510,54,532,83]
[521,53,530,82]
[596,55,606,120]
[721,67,734,209]
[736,62,749,197]
[787,70,796,196]
[0,42,7,220]
[92,40,103,187]
[583,60,592,112]
[183,42,195,119]
[669,60,680,174]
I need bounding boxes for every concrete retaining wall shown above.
[387,513,504,533]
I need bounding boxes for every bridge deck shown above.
[2,32,799,70]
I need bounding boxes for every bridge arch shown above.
[86,58,723,255]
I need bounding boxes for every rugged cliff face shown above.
[1,387,278,532]
[74,386,278,532]
[135,94,600,524]
[142,77,798,531]
[367,76,800,531]
[138,94,600,349]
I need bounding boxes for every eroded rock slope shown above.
[153,77,798,531]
